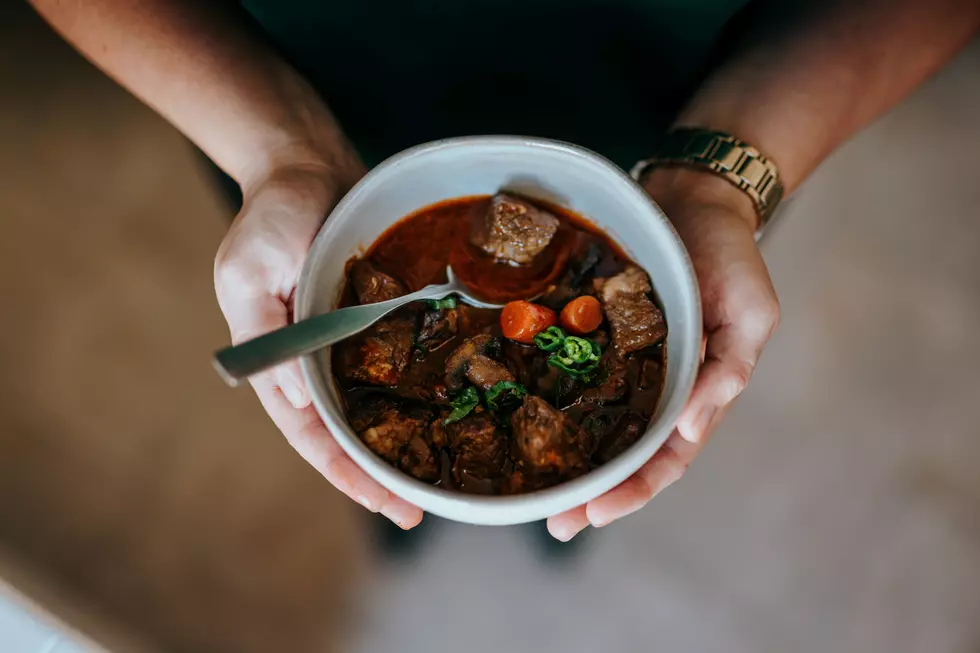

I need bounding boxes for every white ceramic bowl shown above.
[296,136,701,526]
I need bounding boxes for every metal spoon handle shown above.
[213,284,455,386]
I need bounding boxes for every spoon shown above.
[213,266,504,387]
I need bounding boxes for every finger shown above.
[547,504,590,541]
[677,292,778,445]
[217,277,311,408]
[252,374,423,529]
[585,433,692,527]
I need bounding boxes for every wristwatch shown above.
[631,127,784,236]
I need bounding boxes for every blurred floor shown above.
[0,5,359,653]
[1,3,979,653]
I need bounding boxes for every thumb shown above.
[220,285,311,409]
[273,359,311,410]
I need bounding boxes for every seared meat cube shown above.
[500,469,530,495]
[597,265,667,353]
[351,260,406,305]
[638,356,663,391]
[469,193,559,265]
[351,259,406,305]
[340,314,415,386]
[581,348,629,405]
[445,414,508,491]
[510,396,588,476]
[417,307,458,352]
[593,412,647,464]
[399,432,440,482]
[348,396,438,481]
[444,334,500,391]
[465,354,515,391]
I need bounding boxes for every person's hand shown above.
[213,161,424,529]
[548,167,780,540]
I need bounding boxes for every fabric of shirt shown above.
[242,0,750,170]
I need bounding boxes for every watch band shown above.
[630,127,784,232]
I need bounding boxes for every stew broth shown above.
[331,195,666,494]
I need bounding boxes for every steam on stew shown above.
[332,193,667,494]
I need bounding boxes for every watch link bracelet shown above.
[631,127,785,235]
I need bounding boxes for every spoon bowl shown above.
[444,266,507,309]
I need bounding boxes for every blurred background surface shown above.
[1,3,979,652]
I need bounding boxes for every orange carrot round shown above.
[500,301,557,343]
[559,295,603,335]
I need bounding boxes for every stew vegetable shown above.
[332,193,667,494]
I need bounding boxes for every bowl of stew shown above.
[295,136,701,525]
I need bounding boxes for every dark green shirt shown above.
[243,0,750,170]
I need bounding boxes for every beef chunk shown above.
[510,396,588,476]
[581,347,629,405]
[444,334,500,391]
[500,469,530,495]
[593,412,647,464]
[351,259,406,305]
[444,414,508,491]
[339,314,415,386]
[417,307,458,352]
[597,265,667,353]
[469,193,559,265]
[399,432,440,482]
[465,354,515,391]
[348,396,438,481]
[638,356,663,391]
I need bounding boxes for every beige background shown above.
[1,3,979,652]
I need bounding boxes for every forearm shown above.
[676,0,980,197]
[30,0,361,192]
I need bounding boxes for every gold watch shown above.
[631,127,784,233]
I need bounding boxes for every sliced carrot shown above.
[500,301,557,343]
[559,295,603,335]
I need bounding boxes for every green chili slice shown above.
[547,336,601,379]
[427,296,457,310]
[533,326,567,352]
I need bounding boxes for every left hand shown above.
[548,167,781,540]
[214,160,424,530]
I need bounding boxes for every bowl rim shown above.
[296,135,701,525]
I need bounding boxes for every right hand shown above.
[213,162,424,529]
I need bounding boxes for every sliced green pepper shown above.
[533,326,567,352]
[547,336,601,380]
[427,296,457,310]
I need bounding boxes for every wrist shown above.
[641,166,760,233]
[240,142,366,207]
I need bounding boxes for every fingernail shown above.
[549,522,585,542]
[278,368,309,409]
[381,503,420,529]
[356,494,380,512]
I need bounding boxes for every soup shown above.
[331,193,667,494]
